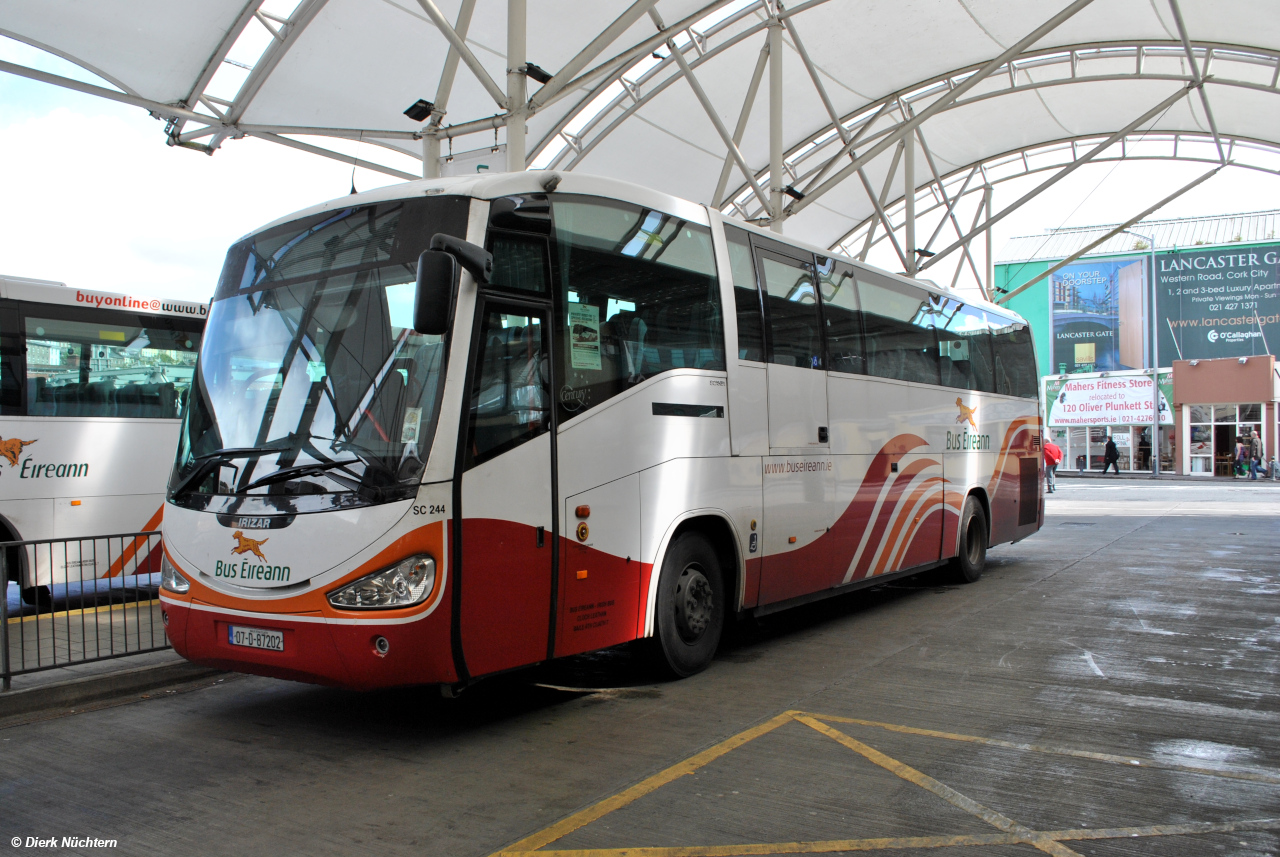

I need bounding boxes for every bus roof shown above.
[0,276,207,319]
[247,171,1023,324]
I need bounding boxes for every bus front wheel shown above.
[651,532,724,678]
[949,496,988,584]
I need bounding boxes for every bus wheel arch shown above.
[0,515,45,608]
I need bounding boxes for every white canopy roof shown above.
[3,0,1278,297]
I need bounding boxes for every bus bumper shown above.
[161,597,458,690]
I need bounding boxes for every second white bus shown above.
[159,172,1042,689]
[0,276,207,606]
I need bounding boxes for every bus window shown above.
[724,227,765,362]
[550,197,723,419]
[818,257,864,374]
[0,302,20,415]
[464,310,550,468]
[757,250,822,369]
[990,319,1038,398]
[25,314,199,418]
[937,301,996,392]
[856,273,941,385]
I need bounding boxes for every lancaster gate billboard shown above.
[1156,244,1280,362]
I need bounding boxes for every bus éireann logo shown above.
[231,531,269,562]
[947,400,990,452]
[0,436,37,470]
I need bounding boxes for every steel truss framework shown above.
[3,0,1279,300]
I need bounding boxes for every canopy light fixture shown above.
[783,185,805,201]
[403,99,435,122]
[1189,360,1200,366]
[1238,357,1249,364]
[523,63,552,84]
[914,248,936,258]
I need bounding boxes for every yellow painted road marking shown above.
[505,819,1280,856]
[501,712,794,854]
[794,715,1083,857]
[6,598,160,626]
[801,711,1280,786]
[491,710,1280,857]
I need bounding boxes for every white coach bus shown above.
[0,276,206,606]
[159,173,1041,690]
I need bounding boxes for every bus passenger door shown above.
[754,247,835,605]
[457,303,555,677]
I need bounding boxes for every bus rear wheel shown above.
[651,533,724,678]
[949,496,988,584]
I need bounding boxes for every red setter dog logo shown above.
[955,398,978,429]
[231,530,269,562]
[0,436,36,471]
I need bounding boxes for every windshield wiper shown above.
[241,459,363,493]
[169,443,295,498]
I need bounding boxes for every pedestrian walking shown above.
[1235,436,1248,477]
[1249,430,1263,480]
[1043,437,1063,493]
[1103,436,1120,475]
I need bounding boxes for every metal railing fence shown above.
[2,531,168,691]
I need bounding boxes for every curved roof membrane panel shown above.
[2,0,1279,296]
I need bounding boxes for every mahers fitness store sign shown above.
[1156,245,1280,361]
[1044,372,1172,427]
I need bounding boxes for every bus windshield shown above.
[169,197,468,514]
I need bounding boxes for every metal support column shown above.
[904,137,916,276]
[424,134,441,178]
[768,13,783,233]
[985,186,994,300]
[506,0,527,173]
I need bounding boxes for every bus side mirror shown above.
[414,250,458,335]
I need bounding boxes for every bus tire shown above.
[949,496,987,584]
[21,585,52,611]
[651,532,724,678]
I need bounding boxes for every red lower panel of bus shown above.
[555,536,647,658]
[164,596,458,691]
[458,518,553,676]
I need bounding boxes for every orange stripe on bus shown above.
[106,505,163,578]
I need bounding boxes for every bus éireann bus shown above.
[159,173,1042,690]
[0,276,206,606]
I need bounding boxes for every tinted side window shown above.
[725,227,764,361]
[937,301,996,392]
[857,273,940,385]
[991,319,1038,398]
[758,250,822,369]
[550,197,724,419]
[24,311,201,419]
[818,258,864,375]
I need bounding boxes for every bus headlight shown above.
[328,555,436,610]
[160,554,190,594]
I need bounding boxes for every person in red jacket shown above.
[1043,437,1064,493]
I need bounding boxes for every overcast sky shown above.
[4,35,1280,305]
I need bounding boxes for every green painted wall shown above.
[993,260,1052,376]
